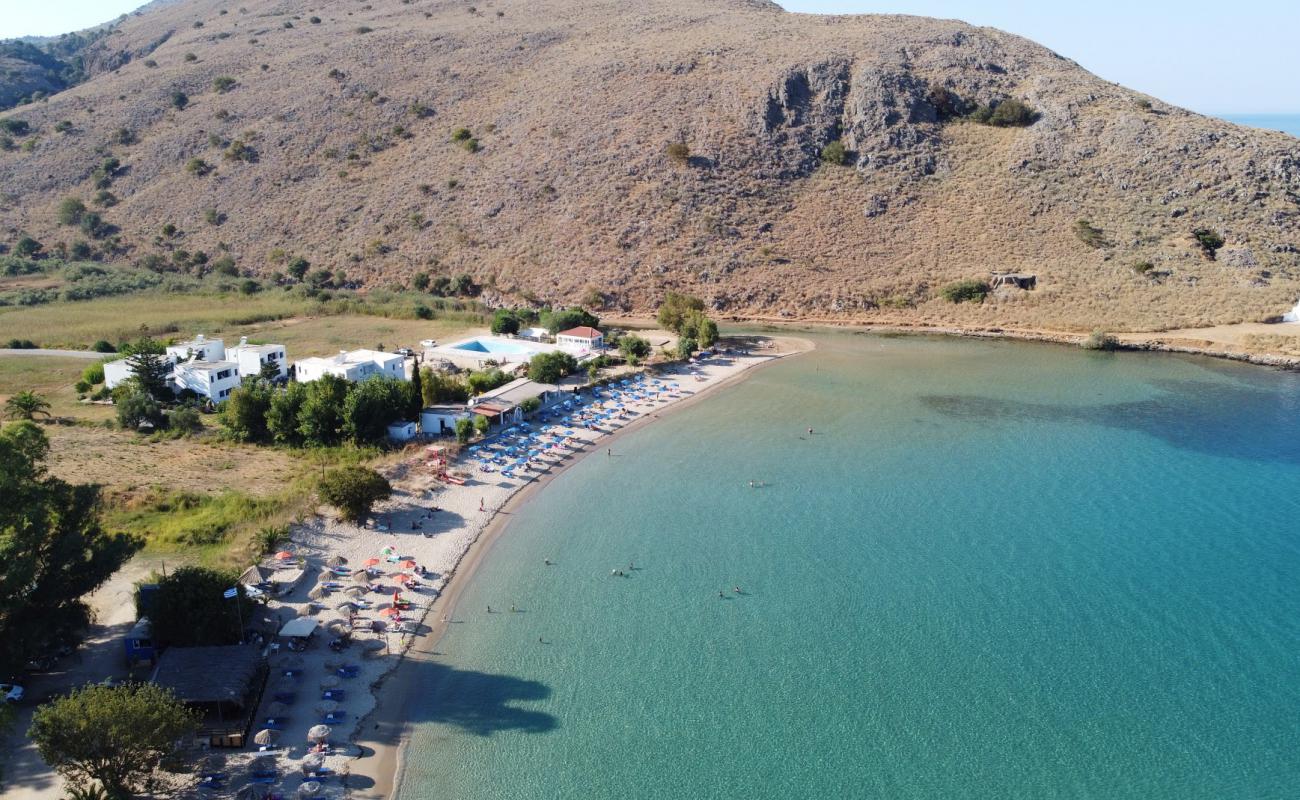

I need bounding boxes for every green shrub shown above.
[186,157,212,176]
[1074,219,1107,249]
[939,279,990,304]
[224,139,254,162]
[354,26,373,34]
[666,141,690,164]
[171,91,189,110]
[57,197,86,226]
[970,98,1037,127]
[14,237,42,257]
[183,53,197,63]
[91,340,116,353]
[1081,330,1120,351]
[310,16,322,23]
[1192,228,1224,259]
[1132,260,1155,276]
[0,118,30,135]
[54,120,73,133]
[81,363,105,385]
[414,303,433,320]
[212,76,237,93]
[819,139,849,166]
[5,338,37,349]
[319,466,391,522]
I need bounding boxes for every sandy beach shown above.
[184,335,808,800]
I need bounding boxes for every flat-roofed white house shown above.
[387,421,418,442]
[103,357,144,389]
[294,349,408,383]
[420,404,469,436]
[165,334,226,364]
[555,326,604,354]
[173,360,242,401]
[226,337,288,380]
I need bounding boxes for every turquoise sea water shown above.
[1220,113,1300,138]
[395,333,1300,799]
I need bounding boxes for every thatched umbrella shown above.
[335,600,358,612]
[301,752,325,773]
[298,780,323,798]
[266,701,290,717]
[324,618,350,637]
[253,728,280,746]
[236,784,272,800]
[342,585,366,597]
[326,555,347,567]
[306,724,331,742]
[351,570,371,584]
[249,755,277,775]
[314,700,340,716]
[319,675,340,689]
[308,585,328,601]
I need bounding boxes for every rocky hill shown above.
[1,0,1298,330]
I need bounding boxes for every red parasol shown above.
[275,551,294,559]
[380,607,402,617]
[393,574,414,584]
[400,560,417,569]
[363,557,380,567]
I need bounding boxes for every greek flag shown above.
[223,587,238,599]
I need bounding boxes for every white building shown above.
[173,360,242,401]
[420,405,469,436]
[165,334,226,364]
[386,421,418,442]
[555,326,604,355]
[103,357,140,389]
[469,378,564,426]
[294,349,408,383]
[226,337,288,380]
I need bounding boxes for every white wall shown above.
[174,363,242,400]
[103,358,133,389]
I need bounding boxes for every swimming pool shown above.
[449,338,538,355]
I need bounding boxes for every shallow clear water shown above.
[396,333,1300,799]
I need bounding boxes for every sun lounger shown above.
[322,688,346,700]
[321,712,347,724]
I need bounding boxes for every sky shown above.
[1,1,1296,114]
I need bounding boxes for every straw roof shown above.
[307,725,331,741]
[254,729,280,746]
[152,645,262,705]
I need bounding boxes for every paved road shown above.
[0,555,177,800]
[0,348,106,359]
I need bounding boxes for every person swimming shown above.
[733,586,742,594]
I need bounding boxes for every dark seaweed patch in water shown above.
[922,378,1300,465]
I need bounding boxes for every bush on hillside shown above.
[970,98,1038,127]
[1081,330,1120,351]
[318,466,391,523]
[939,279,990,304]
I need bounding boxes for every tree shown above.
[618,335,651,365]
[473,414,490,436]
[676,336,698,360]
[454,416,474,444]
[318,466,391,523]
[287,257,310,280]
[449,273,476,296]
[939,279,990,304]
[342,376,410,444]
[266,381,306,446]
[420,368,469,405]
[412,272,430,291]
[539,306,598,334]
[4,390,51,420]
[491,309,521,335]
[113,383,164,430]
[122,338,171,400]
[220,380,273,442]
[678,309,719,349]
[528,351,577,383]
[258,359,281,382]
[466,368,510,396]
[0,422,141,678]
[657,291,705,333]
[297,374,348,446]
[29,683,197,799]
[146,566,254,647]
[13,236,42,258]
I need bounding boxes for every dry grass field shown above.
[0,0,1296,331]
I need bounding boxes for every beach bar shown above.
[151,644,267,748]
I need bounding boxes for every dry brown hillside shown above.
[2,0,1299,331]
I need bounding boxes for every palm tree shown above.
[4,390,52,420]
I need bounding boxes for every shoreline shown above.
[346,335,813,800]
[606,316,1300,371]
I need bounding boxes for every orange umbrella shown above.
[380,607,402,617]
[275,551,294,559]
[393,574,414,584]
[363,558,380,567]
[400,560,417,569]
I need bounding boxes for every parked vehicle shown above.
[396,347,414,356]
[419,339,436,348]
[1,683,24,703]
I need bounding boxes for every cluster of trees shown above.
[410,270,479,297]
[656,292,719,357]
[223,374,419,447]
[939,279,990,304]
[0,421,141,678]
[318,466,392,522]
[490,306,599,336]
[110,338,202,434]
[142,565,257,648]
[528,351,578,383]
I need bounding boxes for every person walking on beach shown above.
[480,497,485,512]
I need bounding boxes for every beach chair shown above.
[337,664,360,679]
[261,718,287,730]
[280,668,303,679]
[322,688,346,701]
[321,711,347,724]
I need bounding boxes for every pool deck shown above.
[427,335,584,369]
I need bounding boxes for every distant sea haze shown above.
[1220,113,1300,137]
